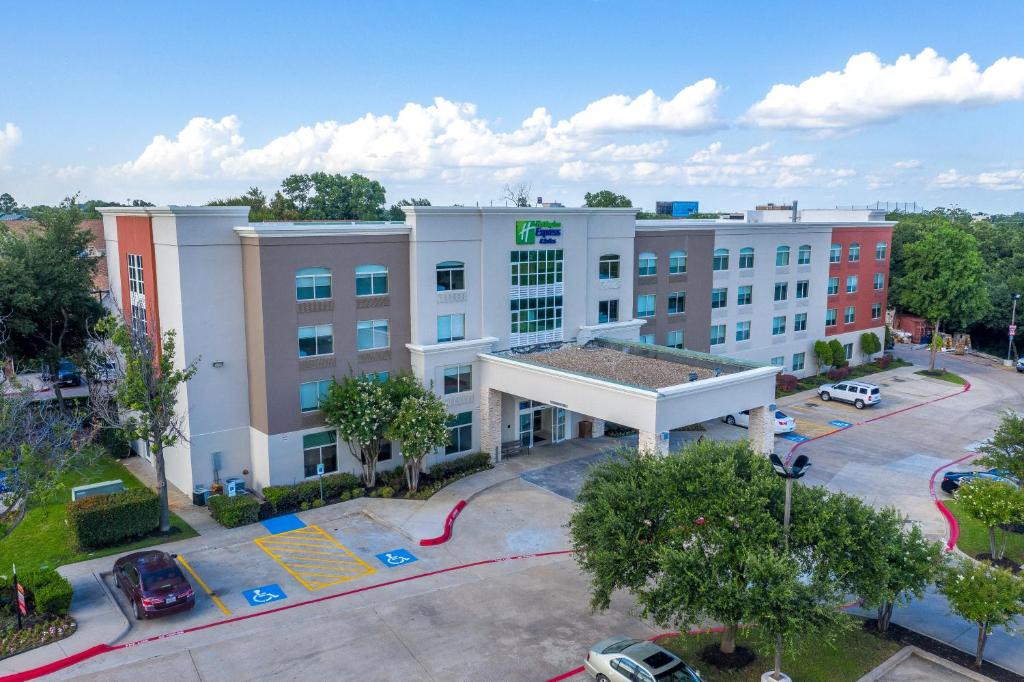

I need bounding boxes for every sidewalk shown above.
[120,456,221,535]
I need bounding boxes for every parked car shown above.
[818,381,880,409]
[1016,358,1024,373]
[44,359,82,387]
[583,636,703,682]
[722,409,796,434]
[940,468,1018,494]
[113,550,195,620]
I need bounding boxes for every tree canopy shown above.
[977,410,1024,483]
[583,190,633,208]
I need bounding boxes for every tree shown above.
[859,332,882,362]
[828,339,847,368]
[813,340,833,374]
[954,479,1024,560]
[93,316,199,533]
[387,388,450,492]
[502,182,531,207]
[208,187,276,221]
[0,192,17,214]
[976,410,1024,483]
[939,558,1024,667]
[387,198,431,221]
[583,190,632,208]
[897,223,989,370]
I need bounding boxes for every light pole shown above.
[763,453,812,682]
[1007,293,1020,365]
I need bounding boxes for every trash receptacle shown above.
[192,485,209,506]
[578,420,593,439]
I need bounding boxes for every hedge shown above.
[0,570,73,616]
[827,366,852,381]
[428,452,491,480]
[66,488,160,549]
[776,374,798,392]
[208,494,260,528]
[262,472,361,514]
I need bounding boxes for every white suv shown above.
[818,380,880,409]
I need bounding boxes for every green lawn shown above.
[914,369,967,385]
[0,456,197,572]
[660,619,901,681]
[946,499,1024,563]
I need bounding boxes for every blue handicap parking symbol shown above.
[828,420,853,428]
[781,433,809,443]
[375,549,418,568]
[243,583,287,606]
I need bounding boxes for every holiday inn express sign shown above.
[515,220,562,245]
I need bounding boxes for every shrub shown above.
[380,486,394,498]
[875,355,892,369]
[776,374,799,392]
[827,366,852,381]
[66,488,160,549]
[262,472,361,513]
[97,426,133,459]
[300,501,310,511]
[1,570,73,616]
[311,498,324,508]
[339,491,351,502]
[208,494,259,528]
[257,500,274,520]
[428,452,492,481]
[349,488,364,499]
[828,339,848,368]
[321,472,361,500]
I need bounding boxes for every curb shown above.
[418,500,466,546]
[94,571,131,645]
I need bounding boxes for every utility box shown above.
[71,479,125,501]
[578,420,593,439]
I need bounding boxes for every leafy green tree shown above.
[897,223,989,370]
[939,557,1024,667]
[208,187,276,221]
[583,190,633,208]
[813,340,833,373]
[388,198,430,221]
[387,388,450,491]
[859,332,882,362]
[0,192,17,214]
[954,479,1024,560]
[976,410,1024,483]
[827,339,847,369]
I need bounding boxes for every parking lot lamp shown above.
[1007,293,1020,364]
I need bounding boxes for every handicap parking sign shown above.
[243,583,287,606]
[781,433,809,443]
[375,548,418,568]
[828,420,853,428]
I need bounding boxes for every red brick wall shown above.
[116,216,162,352]
[825,226,892,337]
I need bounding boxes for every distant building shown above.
[535,197,564,208]
[655,201,699,218]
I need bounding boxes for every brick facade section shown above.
[825,226,892,338]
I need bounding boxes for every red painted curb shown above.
[3,644,115,682]
[419,499,466,546]
[928,451,976,552]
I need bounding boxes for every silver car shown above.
[583,636,703,682]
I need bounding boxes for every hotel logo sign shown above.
[515,220,562,245]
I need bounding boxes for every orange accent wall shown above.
[826,226,892,337]
[116,216,162,353]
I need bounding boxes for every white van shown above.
[818,381,880,409]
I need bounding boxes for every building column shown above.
[747,405,775,455]
[480,388,503,463]
[638,430,670,456]
[591,418,605,439]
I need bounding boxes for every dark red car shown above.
[113,550,195,620]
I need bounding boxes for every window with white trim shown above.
[774,282,788,301]
[826,308,837,326]
[598,254,620,280]
[876,242,887,260]
[711,287,728,309]
[666,330,683,349]
[668,250,687,274]
[848,243,861,262]
[770,356,785,367]
[738,247,754,269]
[668,291,686,314]
[638,252,657,277]
[844,306,856,324]
[797,245,811,265]
[303,431,338,478]
[775,245,790,267]
[127,253,147,338]
[445,412,473,454]
[737,285,752,306]
[300,379,332,413]
[794,312,807,332]
[736,320,751,341]
[598,299,619,323]
[874,273,884,290]
[872,302,882,319]
[356,320,389,350]
[298,324,333,357]
[296,267,331,300]
[792,352,806,371]
[436,261,465,291]
[710,324,726,346]
[772,316,786,336]
[355,264,388,296]
[796,280,809,299]
[829,243,841,263]
[443,365,472,395]
[846,275,858,293]
[637,294,656,318]
[828,276,839,296]
[437,314,465,343]
[713,248,729,271]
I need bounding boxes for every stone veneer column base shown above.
[591,418,605,439]
[747,405,775,455]
[480,388,503,462]
[638,430,669,456]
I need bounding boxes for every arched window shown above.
[775,245,791,267]
[295,267,331,301]
[598,254,620,280]
[355,264,388,296]
[638,252,657,277]
[798,244,811,265]
[738,247,754,269]
[713,248,729,271]
[669,250,687,274]
[436,260,465,291]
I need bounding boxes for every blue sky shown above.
[3,0,1023,212]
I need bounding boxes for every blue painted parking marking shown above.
[828,420,853,428]
[375,549,418,568]
[261,514,306,535]
[781,433,809,443]
[243,583,287,606]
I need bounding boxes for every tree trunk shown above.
[975,623,987,668]
[988,526,998,559]
[929,320,941,371]
[719,623,738,654]
[152,433,171,533]
[877,602,894,632]
[405,460,421,493]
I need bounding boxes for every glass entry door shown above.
[553,408,567,442]
[519,412,533,448]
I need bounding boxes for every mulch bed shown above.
[975,553,1022,574]
[863,619,1024,682]
[699,644,757,669]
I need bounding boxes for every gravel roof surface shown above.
[523,345,715,389]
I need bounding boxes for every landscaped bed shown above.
[776,356,913,398]
[914,368,968,385]
[946,499,1024,571]
[0,614,76,660]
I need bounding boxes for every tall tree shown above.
[583,190,633,208]
[954,479,1024,560]
[939,558,1024,668]
[387,387,450,492]
[0,192,17,214]
[859,332,882,362]
[388,198,431,221]
[502,182,531,207]
[813,339,833,374]
[976,410,1024,483]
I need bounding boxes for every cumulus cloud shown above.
[933,168,1024,191]
[0,122,22,158]
[745,48,1024,130]
[118,116,244,179]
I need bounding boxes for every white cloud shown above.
[893,159,921,170]
[0,122,22,158]
[932,168,1024,191]
[562,79,722,134]
[745,48,1024,130]
[117,116,244,179]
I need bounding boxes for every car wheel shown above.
[854,399,865,409]
[820,392,831,401]
[134,599,145,620]
[596,676,610,682]
[725,415,736,425]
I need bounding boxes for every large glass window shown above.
[356,320,389,350]
[510,249,563,286]
[668,291,686,314]
[638,252,657,277]
[771,356,785,367]
[300,379,332,413]
[738,247,754,269]
[510,296,563,333]
[127,253,145,296]
[826,308,837,326]
[666,330,683,349]
[828,276,839,296]
[446,411,472,455]
[792,353,806,371]
[303,431,338,478]
[296,267,331,301]
[876,242,888,260]
[713,248,729,271]
[436,261,465,291]
[639,334,655,345]
[848,243,861,262]
[829,243,841,263]
[443,365,472,395]
[774,282,788,301]
[637,294,656,318]
[798,245,812,265]
[598,254,620,280]
[874,273,884,290]
[736,320,751,341]
[737,285,752,306]
[668,250,687,274]
[355,264,388,296]
[846,275,858,293]
[298,324,333,357]
[796,280,809,299]
[775,245,791,267]
[794,312,807,332]
[872,302,882,319]
[844,343,854,360]
[711,287,728,309]
[598,299,619,323]
[844,305,856,324]
[437,314,465,343]
[710,324,726,346]
[772,316,786,336]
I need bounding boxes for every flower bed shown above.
[0,614,76,660]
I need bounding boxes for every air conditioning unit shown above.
[225,477,246,497]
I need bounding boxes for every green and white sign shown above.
[515,220,562,245]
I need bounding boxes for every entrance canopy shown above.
[479,339,779,435]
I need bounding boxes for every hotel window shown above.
[848,243,861,262]
[828,276,839,296]
[797,244,812,265]
[127,253,145,295]
[792,352,806,372]
[510,249,563,286]
[303,431,338,478]
[711,287,728,309]
[826,308,837,327]
[772,316,786,336]
[639,334,655,345]
[775,245,790,267]
[598,254,620,280]
[445,412,472,455]
[844,343,854,360]
[829,243,841,263]
[443,364,472,395]
[364,371,390,383]
[794,312,807,332]
[876,242,887,260]
[437,313,465,343]
[299,379,332,413]
[668,250,687,274]
[713,248,729,271]
[666,330,684,349]
[774,282,788,302]
[127,254,148,339]
[298,324,333,357]
[130,304,148,339]
[436,261,465,291]
[874,273,884,290]
[296,267,331,301]
[668,291,686,314]
[510,296,563,334]
[737,285,752,306]
[770,356,785,367]
[735,320,751,341]
[872,302,882,319]
[796,280,809,299]
[355,264,388,296]
[638,252,657,277]
[710,324,726,346]
[846,275,858,293]
[598,299,619,323]
[738,247,754,269]
[637,294,656,318]
[356,319,389,350]
[844,306,856,324]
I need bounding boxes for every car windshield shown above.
[141,566,181,590]
[602,639,642,654]
[870,388,879,395]
[655,662,701,682]
[774,411,788,420]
